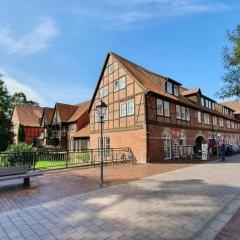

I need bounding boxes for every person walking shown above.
[220,140,226,162]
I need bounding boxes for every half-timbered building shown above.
[89,52,240,163]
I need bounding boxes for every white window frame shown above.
[173,85,179,96]
[114,76,126,92]
[157,99,163,116]
[99,86,109,98]
[164,101,170,117]
[127,99,135,116]
[197,111,201,123]
[186,108,190,121]
[181,106,186,120]
[176,105,181,119]
[108,64,114,74]
[166,82,173,94]
[119,102,126,117]
[204,113,210,125]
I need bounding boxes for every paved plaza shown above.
[0,156,239,240]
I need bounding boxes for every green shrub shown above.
[76,152,90,163]
[4,142,37,167]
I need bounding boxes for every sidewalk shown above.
[0,155,239,240]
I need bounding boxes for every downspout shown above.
[144,90,150,163]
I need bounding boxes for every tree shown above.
[0,76,13,151]
[12,92,39,106]
[0,73,40,151]
[216,24,240,100]
[18,124,25,142]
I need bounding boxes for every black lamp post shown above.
[96,100,108,186]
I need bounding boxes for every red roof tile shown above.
[14,104,43,127]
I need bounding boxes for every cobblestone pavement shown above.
[0,163,192,213]
[0,156,239,240]
[215,207,240,240]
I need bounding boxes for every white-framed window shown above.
[219,118,224,127]
[99,86,109,98]
[120,102,126,117]
[231,121,234,129]
[95,111,100,122]
[204,113,210,124]
[68,123,76,132]
[197,111,201,123]
[181,106,186,120]
[114,76,126,92]
[176,105,181,119]
[213,116,218,126]
[201,97,205,107]
[108,64,114,74]
[173,85,179,96]
[164,101,170,117]
[104,107,109,120]
[166,82,173,94]
[212,102,215,110]
[186,108,190,121]
[127,99,134,115]
[119,99,134,117]
[157,99,163,116]
[95,108,108,122]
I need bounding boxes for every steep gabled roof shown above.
[88,51,182,112]
[55,103,78,123]
[13,104,43,127]
[42,107,54,125]
[221,101,240,112]
[67,100,91,123]
[182,88,201,96]
[52,100,91,124]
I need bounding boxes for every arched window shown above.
[163,131,172,160]
[179,132,186,146]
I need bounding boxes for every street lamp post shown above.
[96,100,108,186]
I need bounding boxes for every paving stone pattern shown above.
[0,156,239,240]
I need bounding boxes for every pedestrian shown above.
[220,140,226,162]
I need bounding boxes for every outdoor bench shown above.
[0,165,43,186]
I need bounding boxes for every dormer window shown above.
[165,81,179,96]
[166,82,172,94]
[173,85,179,96]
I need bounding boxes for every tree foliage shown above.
[18,124,25,142]
[0,77,14,151]
[216,24,240,99]
[0,73,39,151]
[12,92,39,106]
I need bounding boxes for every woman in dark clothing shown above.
[220,141,226,162]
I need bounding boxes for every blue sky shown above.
[0,0,239,107]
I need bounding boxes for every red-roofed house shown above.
[50,101,90,150]
[11,104,44,145]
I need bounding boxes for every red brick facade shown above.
[89,52,240,163]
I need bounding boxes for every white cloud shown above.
[0,18,58,55]
[2,71,45,105]
[73,0,230,28]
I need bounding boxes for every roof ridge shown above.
[110,52,181,85]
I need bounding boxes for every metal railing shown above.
[0,148,135,170]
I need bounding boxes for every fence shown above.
[0,148,134,170]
